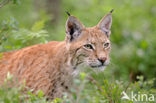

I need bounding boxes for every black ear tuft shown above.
[65,11,71,16]
[110,9,114,13]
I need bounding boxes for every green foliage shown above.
[0,73,155,103]
[0,72,48,103]
[64,74,156,103]
[0,0,156,102]
[0,17,48,52]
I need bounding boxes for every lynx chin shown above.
[0,11,113,100]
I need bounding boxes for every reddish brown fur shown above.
[0,13,113,99]
[0,42,69,99]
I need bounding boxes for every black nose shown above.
[98,57,107,64]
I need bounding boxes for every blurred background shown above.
[0,0,156,102]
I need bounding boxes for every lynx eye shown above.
[84,44,94,50]
[104,42,110,48]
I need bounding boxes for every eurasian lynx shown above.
[0,11,113,99]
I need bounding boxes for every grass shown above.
[0,72,155,103]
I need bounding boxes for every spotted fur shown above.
[0,12,113,99]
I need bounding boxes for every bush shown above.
[0,72,155,103]
[0,17,48,52]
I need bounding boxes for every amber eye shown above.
[104,42,110,48]
[84,44,94,50]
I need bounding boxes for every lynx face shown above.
[65,13,112,71]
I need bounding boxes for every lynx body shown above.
[0,12,113,99]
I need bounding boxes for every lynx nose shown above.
[98,57,107,64]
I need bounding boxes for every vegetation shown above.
[0,0,156,102]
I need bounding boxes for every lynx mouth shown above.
[90,64,107,71]
[90,64,105,68]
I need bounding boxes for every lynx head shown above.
[65,11,112,71]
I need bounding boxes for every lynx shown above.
[0,11,113,99]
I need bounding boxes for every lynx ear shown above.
[97,12,112,37]
[66,16,84,42]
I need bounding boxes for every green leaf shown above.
[0,53,3,59]
[31,20,45,32]
[80,72,86,80]
[37,90,44,98]
[140,40,148,50]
